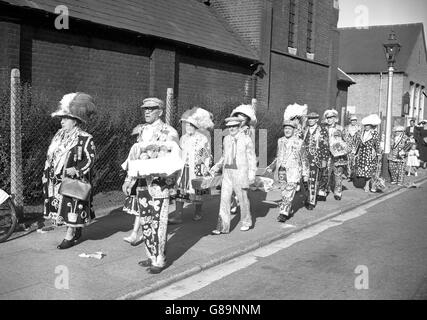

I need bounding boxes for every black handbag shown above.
[58,153,92,201]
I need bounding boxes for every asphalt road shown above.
[144,181,427,300]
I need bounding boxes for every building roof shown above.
[337,67,356,84]
[338,23,426,73]
[0,0,258,61]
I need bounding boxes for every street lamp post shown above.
[381,30,401,179]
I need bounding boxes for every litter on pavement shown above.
[78,252,106,259]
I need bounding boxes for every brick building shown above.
[339,23,427,126]
[0,0,341,159]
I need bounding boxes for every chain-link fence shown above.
[1,69,252,212]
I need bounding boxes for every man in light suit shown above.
[210,117,257,234]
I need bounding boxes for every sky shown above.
[338,0,427,39]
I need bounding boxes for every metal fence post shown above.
[251,98,257,146]
[10,68,24,219]
[165,88,173,126]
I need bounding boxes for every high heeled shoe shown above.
[57,239,75,250]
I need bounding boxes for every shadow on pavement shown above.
[164,191,276,268]
[80,208,134,242]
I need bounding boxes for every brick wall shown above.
[347,73,406,123]
[264,52,330,161]
[210,0,264,53]
[26,26,151,119]
[405,31,427,120]
[150,45,177,100]
[177,51,252,125]
[0,21,20,89]
[270,0,336,66]
[0,18,255,127]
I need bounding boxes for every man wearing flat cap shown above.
[343,115,362,181]
[122,97,179,274]
[323,109,349,201]
[210,116,257,234]
[302,112,330,210]
[267,118,309,222]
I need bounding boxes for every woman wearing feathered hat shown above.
[41,92,96,249]
[353,114,382,192]
[168,107,214,224]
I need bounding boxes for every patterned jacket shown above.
[43,127,95,179]
[178,131,212,192]
[303,124,330,167]
[388,133,412,162]
[326,124,349,165]
[343,124,362,153]
[269,135,309,184]
[133,119,179,145]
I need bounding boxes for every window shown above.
[288,0,297,48]
[307,0,314,53]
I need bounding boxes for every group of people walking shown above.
[40,92,427,274]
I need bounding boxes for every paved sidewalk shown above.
[1,171,426,300]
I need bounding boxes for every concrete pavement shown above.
[1,170,426,300]
[174,179,427,300]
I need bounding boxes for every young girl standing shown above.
[407,144,420,176]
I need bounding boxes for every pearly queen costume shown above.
[122,98,179,268]
[302,112,330,208]
[42,93,96,227]
[176,108,214,204]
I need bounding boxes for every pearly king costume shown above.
[269,119,309,219]
[212,117,257,233]
[122,98,179,269]
[324,109,349,200]
[302,112,330,209]
[343,115,362,179]
[388,126,412,185]
[176,108,214,210]
[42,93,96,227]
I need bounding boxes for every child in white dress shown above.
[407,144,420,176]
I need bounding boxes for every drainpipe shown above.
[251,63,264,99]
